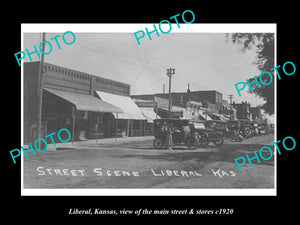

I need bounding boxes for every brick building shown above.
[232,101,251,120]
[24,62,146,144]
[132,90,223,114]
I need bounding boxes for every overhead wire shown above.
[78,34,143,61]
[74,34,209,93]
[77,36,166,72]
[74,38,163,73]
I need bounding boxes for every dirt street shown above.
[23,134,275,189]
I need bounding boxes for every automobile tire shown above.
[186,137,197,150]
[199,134,209,147]
[153,139,163,149]
[243,127,251,138]
[213,133,224,146]
[214,138,224,146]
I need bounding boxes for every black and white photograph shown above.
[21,24,276,195]
[4,3,299,221]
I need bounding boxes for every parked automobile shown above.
[153,118,200,150]
[258,122,270,135]
[270,123,275,134]
[250,121,259,137]
[239,119,252,138]
[227,120,244,142]
[189,119,224,146]
[204,120,230,138]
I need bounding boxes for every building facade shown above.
[232,101,251,120]
[24,62,146,144]
[134,90,223,114]
[250,106,263,122]
[132,90,225,119]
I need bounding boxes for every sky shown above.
[23,31,269,107]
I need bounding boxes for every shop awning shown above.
[199,110,213,120]
[44,88,123,113]
[219,114,230,121]
[172,106,190,118]
[96,91,146,120]
[211,113,230,121]
[155,107,183,118]
[140,108,160,123]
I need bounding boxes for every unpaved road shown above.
[23,134,275,189]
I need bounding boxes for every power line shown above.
[76,34,171,73]
[74,35,211,93]
[74,39,164,73]
[78,35,143,61]
[77,34,166,70]
[74,39,163,73]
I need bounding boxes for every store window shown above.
[133,120,141,130]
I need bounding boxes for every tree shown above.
[227,33,275,115]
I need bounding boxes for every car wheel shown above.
[186,137,197,150]
[153,139,163,149]
[214,139,224,146]
[243,127,251,138]
[199,134,209,147]
[213,133,224,146]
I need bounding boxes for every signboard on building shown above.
[135,101,157,108]
[154,96,169,108]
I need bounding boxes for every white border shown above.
[22,188,275,196]
[21,23,277,196]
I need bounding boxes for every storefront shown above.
[42,88,123,142]
[23,62,144,144]
[133,100,161,136]
[95,91,146,137]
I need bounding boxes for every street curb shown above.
[47,136,153,151]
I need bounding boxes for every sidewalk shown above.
[47,136,153,151]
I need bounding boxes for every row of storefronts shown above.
[24,62,239,144]
[24,62,152,144]
[131,95,236,123]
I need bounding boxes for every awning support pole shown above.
[72,106,75,145]
[115,113,118,141]
[96,115,99,145]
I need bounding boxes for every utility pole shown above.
[187,83,191,103]
[166,67,175,118]
[228,94,233,121]
[37,33,46,148]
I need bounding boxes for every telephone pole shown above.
[228,94,233,121]
[37,32,46,148]
[166,67,175,118]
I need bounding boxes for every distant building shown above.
[250,106,263,122]
[132,90,223,114]
[232,101,251,120]
[131,95,183,118]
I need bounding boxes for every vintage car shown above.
[227,119,252,139]
[250,121,260,137]
[189,119,224,146]
[227,120,243,141]
[153,118,201,150]
[239,119,252,138]
[270,123,275,134]
[258,122,271,135]
[204,120,230,138]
